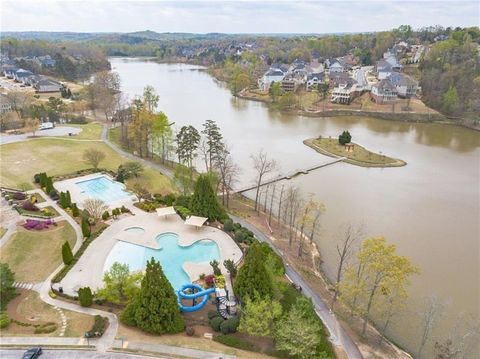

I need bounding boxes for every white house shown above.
[258,68,285,91]
[328,61,345,73]
[14,69,34,83]
[376,60,394,80]
[306,72,325,91]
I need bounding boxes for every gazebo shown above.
[185,215,208,229]
[156,206,176,218]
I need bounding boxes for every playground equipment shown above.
[215,288,237,318]
[177,283,215,312]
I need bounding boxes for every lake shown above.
[110,57,480,356]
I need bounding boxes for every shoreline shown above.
[303,138,407,168]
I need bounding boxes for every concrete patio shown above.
[57,212,242,296]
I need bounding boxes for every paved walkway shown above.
[112,340,236,359]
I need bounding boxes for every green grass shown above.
[58,123,103,140]
[0,222,76,282]
[108,126,121,145]
[0,138,175,194]
[305,137,406,167]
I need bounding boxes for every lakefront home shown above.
[388,72,419,98]
[14,69,34,83]
[258,67,285,91]
[370,79,398,103]
[306,72,325,91]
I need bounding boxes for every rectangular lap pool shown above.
[76,175,132,203]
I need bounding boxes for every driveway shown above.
[0,126,81,145]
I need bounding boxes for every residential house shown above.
[258,67,286,91]
[0,94,11,113]
[336,54,358,71]
[14,69,34,84]
[384,55,402,71]
[34,78,62,93]
[370,79,398,103]
[3,66,18,78]
[305,59,325,74]
[281,74,303,92]
[388,72,418,98]
[328,60,345,73]
[328,71,351,88]
[306,72,325,91]
[37,55,56,67]
[331,82,361,104]
[375,60,394,80]
[26,74,43,87]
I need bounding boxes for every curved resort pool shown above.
[104,232,220,290]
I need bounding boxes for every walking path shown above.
[101,125,174,180]
[112,339,235,359]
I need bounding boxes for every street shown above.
[0,350,163,359]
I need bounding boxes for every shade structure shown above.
[156,206,176,217]
[185,215,208,228]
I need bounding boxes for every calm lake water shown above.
[110,57,480,356]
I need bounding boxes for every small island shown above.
[304,131,406,168]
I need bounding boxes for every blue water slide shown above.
[176,283,216,312]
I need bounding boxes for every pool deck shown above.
[54,172,138,210]
[57,212,243,296]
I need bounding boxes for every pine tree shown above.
[78,287,93,307]
[81,217,91,238]
[39,172,48,187]
[234,243,274,301]
[45,177,54,194]
[189,173,226,221]
[71,203,80,217]
[122,258,184,334]
[59,192,67,208]
[66,191,72,207]
[62,241,74,265]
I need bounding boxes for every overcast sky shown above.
[1,0,478,34]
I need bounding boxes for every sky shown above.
[1,0,478,34]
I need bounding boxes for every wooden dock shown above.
[235,157,346,194]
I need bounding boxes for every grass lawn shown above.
[304,137,406,167]
[108,126,121,145]
[0,221,76,282]
[58,123,103,140]
[0,227,6,238]
[1,290,94,337]
[0,138,174,194]
[117,323,275,359]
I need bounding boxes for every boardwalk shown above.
[235,157,346,193]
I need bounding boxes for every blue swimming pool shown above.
[76,176,131,203]
[104,232,220,290]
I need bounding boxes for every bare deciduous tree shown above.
[417,296,445,359]
[332,223,364,304]
[5,91,33,119]
[25,118,41,137]
[268,183,276,226]
[283,186,301,246]
[251,149,276,212]
[83,198,108,220]
[215,144,240,208]
[83,148,106,170]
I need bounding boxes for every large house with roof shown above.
[13,69,34,84]
[370,79,398,103]
[388,72,419,98]
[306,72,325,91]
[258,67,286,91]
[34,78,63,93]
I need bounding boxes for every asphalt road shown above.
[0,350,162,359]
[230,214,363,359]
[0,127,81,145]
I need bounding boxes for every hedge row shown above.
[213,335,259,352]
